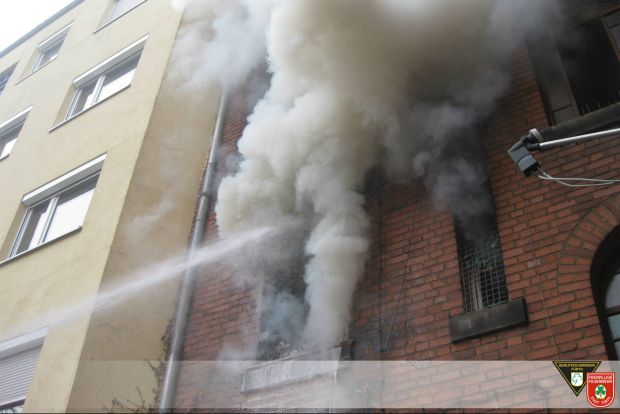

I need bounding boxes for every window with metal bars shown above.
[454,213,508,313]
[529,3,620,125]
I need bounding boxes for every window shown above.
[0,108,31,161]
[31,25,70,73]
[9,155,105,258]
[454,201,508,312]
[0,329,45,412]
[450,192,526,342]
[530,5,620,125]
[257,245,308,360]
[0,65,15,95]
[11,175,98,256]
[594,247,620,359]
[603,270,620,358]
[66,36,146,120]
[107,0,145,23]
[0,401,23,413]
[67,53,139,118]
[0,125,22,160]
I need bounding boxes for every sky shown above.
[0,0,76,51]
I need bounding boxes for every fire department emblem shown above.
[553,361,600,396]
[586,372,615,408]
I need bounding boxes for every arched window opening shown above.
[603,267,620,358]
[591,225,620,360]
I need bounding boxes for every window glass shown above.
[67,51,141,119]
[605,273,620,309]
[33,40,63,72]
[11,174,99,257]
[109,0,144,22]
[0,402,24,413]
[45,177,97,241]
[68,78,99,118]
[608,314,620,340]
[98,55,138,101]
[0,65,15,95]
[0,123,23,159]
[15,201,51,255]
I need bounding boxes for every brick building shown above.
[170,2,620,410]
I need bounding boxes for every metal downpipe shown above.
[158,88,231,412]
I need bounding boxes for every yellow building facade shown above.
[0,1,217,411]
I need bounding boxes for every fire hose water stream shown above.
[9,225,280,339]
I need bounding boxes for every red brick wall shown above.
[485,46,616,361]
[175,44,620,407]
[174,89,259,408]
[352,46,618,361]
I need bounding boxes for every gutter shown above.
[158,88,231,412]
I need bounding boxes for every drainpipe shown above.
[158,88,230,412]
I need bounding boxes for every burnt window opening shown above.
[530,4,620,125]
[454,206,508,313]
[257,257,308,360]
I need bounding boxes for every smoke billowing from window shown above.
[169,0,561,355]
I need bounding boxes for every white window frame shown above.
[0,107,31,161]
[31,24,71,73]
[65,35,147,120]
[0,328,46,410]
[8,155,106,258]
[107,0,147,24]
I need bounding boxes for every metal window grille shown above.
[455,215,508,312]
[0,66,15,95]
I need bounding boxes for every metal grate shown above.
[455,216,508,313]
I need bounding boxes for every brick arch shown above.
[555,196,620,360]
[558,194,620,280]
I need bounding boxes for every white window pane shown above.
[15,201,51,255]
[0,138,16,158]
[68,79,98,117]
[0,123,22,158]
[44,177,97,242]
[109,0,143,22]
[606,273,620,309]
[97,56,138,102]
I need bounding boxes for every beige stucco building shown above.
[0,1,217,412]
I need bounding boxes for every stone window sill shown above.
[449,298,528,343]
[241,347,342,393]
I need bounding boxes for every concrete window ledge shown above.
[241,347,342,393]
[449,298,528,343]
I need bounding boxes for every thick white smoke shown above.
[171,0,560,354]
